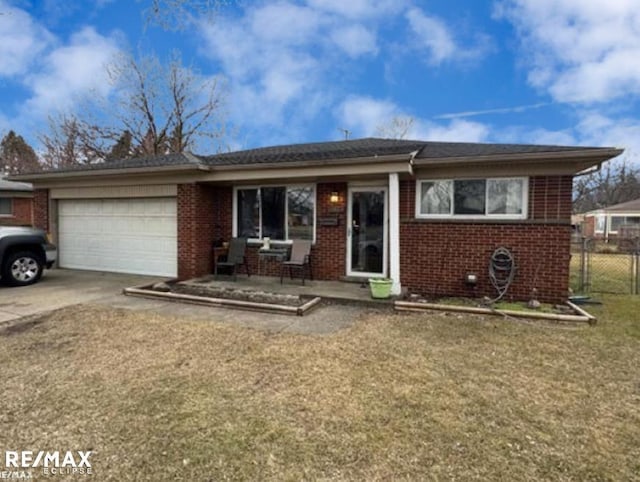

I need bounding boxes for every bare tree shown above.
[107,52,227,156]
[375,116,415,139]
[143,0,231,30]
[41,52,228,166]
[40,115,112,169]
[0,131,41,175]
[573,156,640,213]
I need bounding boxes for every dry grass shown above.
[1,299,640,481]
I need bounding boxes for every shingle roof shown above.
[200,138,428,166]
[200,137,602,167]
[23,152,199,175]
[12,137,620,178]
[601,198,640,212]
[0,178,33,192]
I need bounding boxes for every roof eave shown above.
[412,148,624,167]
[9,163,209,182]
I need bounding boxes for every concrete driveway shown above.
[0,269,158,323]
[0,269,364,334]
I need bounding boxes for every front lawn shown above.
[1,297,639,480]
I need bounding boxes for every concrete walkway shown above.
[0,269,373,335]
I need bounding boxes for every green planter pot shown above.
[369,278,393,299]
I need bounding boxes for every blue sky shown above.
[1,0,639,163]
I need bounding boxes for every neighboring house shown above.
[0,178,33,226]
[582,198,640,241]
[13,138,621,302]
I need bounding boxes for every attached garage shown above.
[54,187,178,277]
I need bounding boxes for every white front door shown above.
[346,187,388,278]
[58,197,177,277]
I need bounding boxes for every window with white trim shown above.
[0,198,11,216]
[235,185,315,241]
[416,178,528,219]
[595,215,606,233]
[610,215,640,233]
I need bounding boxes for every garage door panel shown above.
[58,198,177,277]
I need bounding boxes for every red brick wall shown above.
[214,186,233,241]
[583,216,596,237]
[33,189,49,231]
[529,175,573,220]
[177,183,217,279]
[311,182,347,280]
[400,176,573,302]
[0,197,33,226]
[13,197,33,225]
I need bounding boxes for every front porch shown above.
[178,174,404,295]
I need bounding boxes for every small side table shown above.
[212,246,229,273]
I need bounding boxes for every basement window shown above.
[234,185,315,242]
[416,178,528,220]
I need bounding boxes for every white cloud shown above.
[330,24,378,57]
[23,27,121,114]
[406,8,456,64]
[199,1,391,138]
[0,2,53,76]
[496,0,640,103]
[250,2,323,44]
[305,0,405,20]
[414,119,490,143]
[576,113,640,160]
[406,7,491,65]
[527,128,576,147]
[335,95,490,143]
[336,96,399,135]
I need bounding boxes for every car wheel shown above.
[2,251,44,287]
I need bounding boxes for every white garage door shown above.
[58,198,177,277]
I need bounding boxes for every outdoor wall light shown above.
[329,191,340,204]
[465,273,478,286]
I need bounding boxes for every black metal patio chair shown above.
[214,237,251,280]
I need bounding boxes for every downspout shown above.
[407,149,420,176]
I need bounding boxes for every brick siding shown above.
[0,197,33,226]
[399,176,573,303]
[32,189,49,231]
[583,216,596,238]
[177,183,217,279]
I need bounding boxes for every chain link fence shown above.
[571,236,640,295]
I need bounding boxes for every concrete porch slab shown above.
[180,275,394,306]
